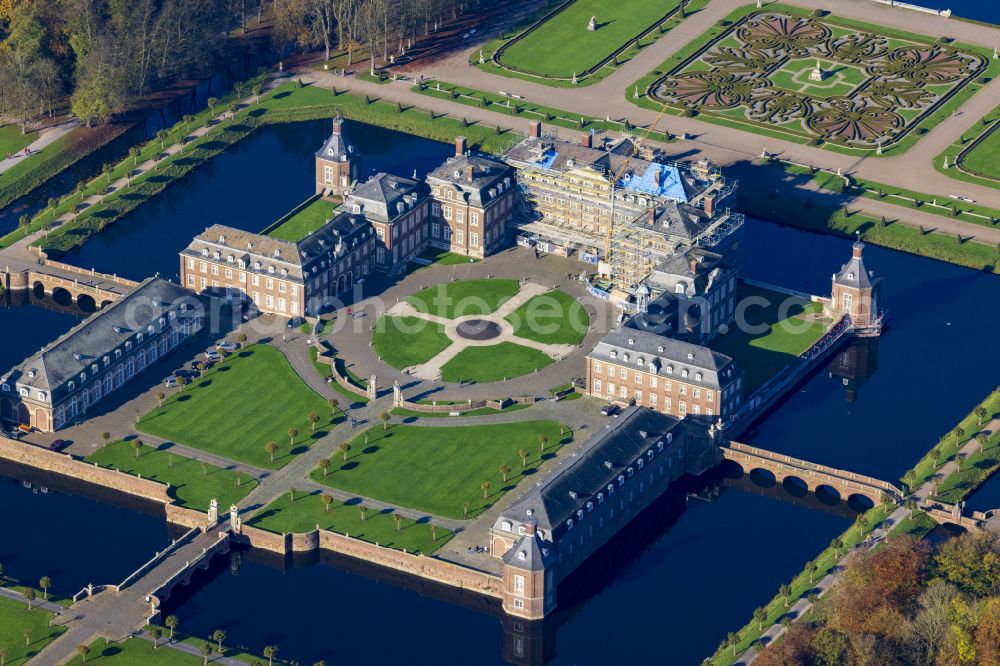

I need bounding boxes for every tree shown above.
[518,448,529,468]
[831,536,843,557]
[263,645,278,666]
[856,513,869,535]
[156,391,165,407]
[726,631,737,656]
[227,102,237,118]
[18,215,30,230]
[212,629,226,652]
[328,398,339,416]
[149,626,162,649]
[200,641,213,665]
[252,83,262,104]
[307,412,320,431]
[195,362,206,377]
[499,464,510,482]
[265,441,278,463]
[380,412,391,430]
[289,487,296,502]
[934,531,1000,597]
[975,406,987,426]
[156,129,168,151]
[338,442,350,461]
[807,560,818,583]
[288,427,299,446]
[207,96,218,115]
[322,494,333,512]
[753,607,766,630]
[201,461,208,478]
[954,426,965,440]
[975,432,988,453]
[131,439,143,458]
[318,458,331,476]
[77,645,90,663]
[23,629,30,646]
[71,72,123,127]
[481,480,490,500]
[358,504,367,521]
[976,597,1000,665]
[393,513,402,532]
[165,615,179,640]
[431,524,438,542]
[39,576,51,600]
[537,434,548,454]
[779,583,791,608]
[0,648,9,665]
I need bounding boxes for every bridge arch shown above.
[100,299,113,309]
[815,484,842,505]
[52,286,73,306]
[781,475,809,497]
[847,493,875,512]
[32,281,45,298]
[77,294,97,313]
[748,467,777,488]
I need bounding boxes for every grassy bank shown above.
[0,593,66,665]
[248,489,453,554]
[7,80,522,256]
[740,186,1000,273]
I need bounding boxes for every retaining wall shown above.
[240,524,503,599]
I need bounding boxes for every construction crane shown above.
[602,100,674,262]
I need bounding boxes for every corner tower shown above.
[315,115,359,197]
[828,236,882,336]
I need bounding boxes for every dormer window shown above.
[623,354,629,363]
[37,391,46,401]
[353,204,362,214]
[675,284,685,294]
[518,551,526,560]
[566,518,574,530]
[201,248,209,256]
[681,369,688,378]
[501,521,512,531]
[627,338,634,345]
[280,269,288,276]
[847,272,855,279]
[636,357,644,366]
[268,266,275,274]
[665,365,673,374]
[213,251,221,260]
[91,364,98,374]
[695,372,702,381]
[273,249,281,258]
[657,345,664,352]
[687,353,694,360]
[219,235,226,243]
[610,351,617,359]
[254,262,261,270]
[66,381,74,391]
[227,255,234,263]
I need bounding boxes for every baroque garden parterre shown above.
[649,11,986,150]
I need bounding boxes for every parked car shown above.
[600,403,620,417]
[164,377,179,388]
[286,316,305,329]
[173,369,195,379]
[48,439,68,451]
[204,351,222,362]
[215,341,239,352]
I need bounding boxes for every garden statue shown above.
[479,49,485,64]
[572,72,578,85]
[588,15,597,31]
[809,60,825,82]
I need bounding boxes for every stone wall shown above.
[239,523,503,599]
[0,435,171,502]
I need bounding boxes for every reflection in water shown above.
[827,338,880,403]
[161,472,850,666]
[0,462,169,595]
[0,291,82,372]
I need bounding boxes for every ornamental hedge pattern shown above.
[651,13,984,148]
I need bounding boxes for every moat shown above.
[2,118,998,665]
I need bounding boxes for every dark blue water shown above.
[60,120,453,281]
[170,484,847,666]
[967,470,1000,510]
[0,295,81,371]
[740,218,1000,482]
[942,0,999,24]
[0,472,168,595]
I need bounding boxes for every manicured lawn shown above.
[440,342,554,383]
[500,0,678,77]
[63,638,201,665]
[138,345,339,469]
[87,441,257,511]
[769,58,865,97]
[961,126,1000,181]
[505,289,589,345]
[0,124,36,157]
[0,594,65,665]
[309,421,571,519]
[308,347,369,405]
[264,197,337,242]
[372,316,453,368]
[711,284,830,394]
[248,489,453,554]
[408,278,520,319]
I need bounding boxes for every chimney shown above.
[852,238,864,259]
[704,193,715,217]
[647,208,656,225]
[466,164,475,183]
[529,121,541,138]
[332,116,342,135]
[524,521,537,536]
[653,168,662,187]
[689,256,698,275]
[455,136,467,156]
[582,132,593,148]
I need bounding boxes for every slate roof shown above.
[183,212,373,282]
[344,173,427,224]
[502,525,553,572]
[2,278,196,402]
[588,326,739,391]
[315,116,357,162]
[426,153,514,208]
[498,407,684,541]
[644,246,729,297]
[833,241,873,290]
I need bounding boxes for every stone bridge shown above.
[721,441,904,506]
[1,256,138,311]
